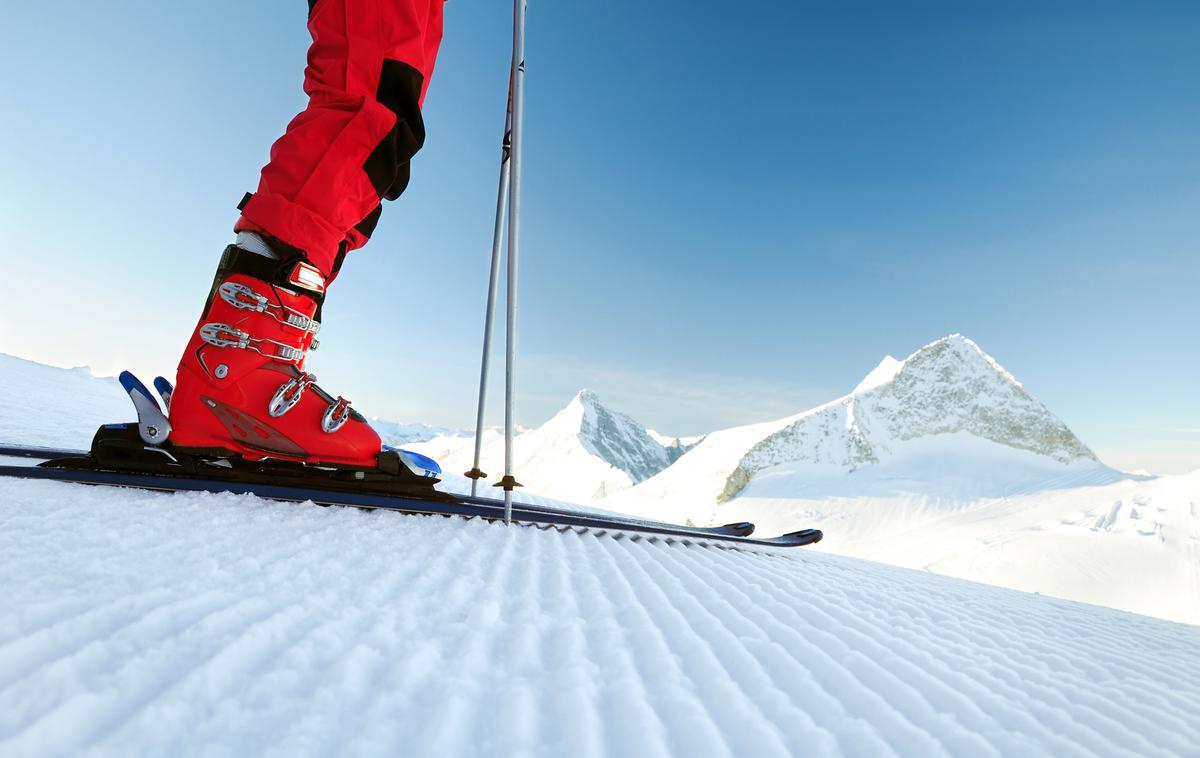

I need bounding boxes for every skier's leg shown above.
[168,0,445,466]
[235,0,445,277]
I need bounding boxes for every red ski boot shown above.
[168,245,384,469]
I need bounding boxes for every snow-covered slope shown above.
[852,354,902,393]
[598,336,1200,624]
[715,438,1200,625]
[409,390,674,502]
[0,353,128,449]
[2,478,1198,757]
[603,411,809,524]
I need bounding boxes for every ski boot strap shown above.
[215,245,327,307]
[218,282,320,335]
[198,323,305,364]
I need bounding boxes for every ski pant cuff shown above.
[235,192,345,277]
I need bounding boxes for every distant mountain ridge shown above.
[414,334,1102,509]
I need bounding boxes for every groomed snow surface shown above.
[3,480,1200,757]
[2,350,1200,755]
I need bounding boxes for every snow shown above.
[3,349,1200,755]
[611,426,1200,625]
[0,354,128,449]
[645,428,677,447]
[2,478,1199,757]
[853,355,903,393]
[646,428,705,452]
[603,410,811,524]
[713,437,1200,625]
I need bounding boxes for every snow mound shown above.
[1,478,1198,757]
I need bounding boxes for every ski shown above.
[0,442,764,541]
[0,459,821,548]
[0,444,83,460]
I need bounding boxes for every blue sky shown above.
[0,1,1197,473]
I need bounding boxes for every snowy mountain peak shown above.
[545,389,608,429]
[902,333,1024,389]
[573,388,602,405]
[717,334,1098,502]
[406,388,676,503]
[851,335,1014,396]
[867,335,1071,454]
[543,390,673,485]
[542,388,608,435]
[853,355,903,393]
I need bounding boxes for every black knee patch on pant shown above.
[363,59,426,201]
[354,203,383,240]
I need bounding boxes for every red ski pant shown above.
[236,0,444,278]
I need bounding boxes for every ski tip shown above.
[118,371,157,404]
[721,521,756,537]
[784,528,822,544]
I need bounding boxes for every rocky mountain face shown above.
[542,390,674,485]
[718,335,1097,501]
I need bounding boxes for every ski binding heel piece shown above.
[119,371,172,445]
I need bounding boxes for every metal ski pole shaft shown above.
[465,66,515,498]
[502,0,528,525]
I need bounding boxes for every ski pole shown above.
[500,0,528,524]
[464,57,515,498]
